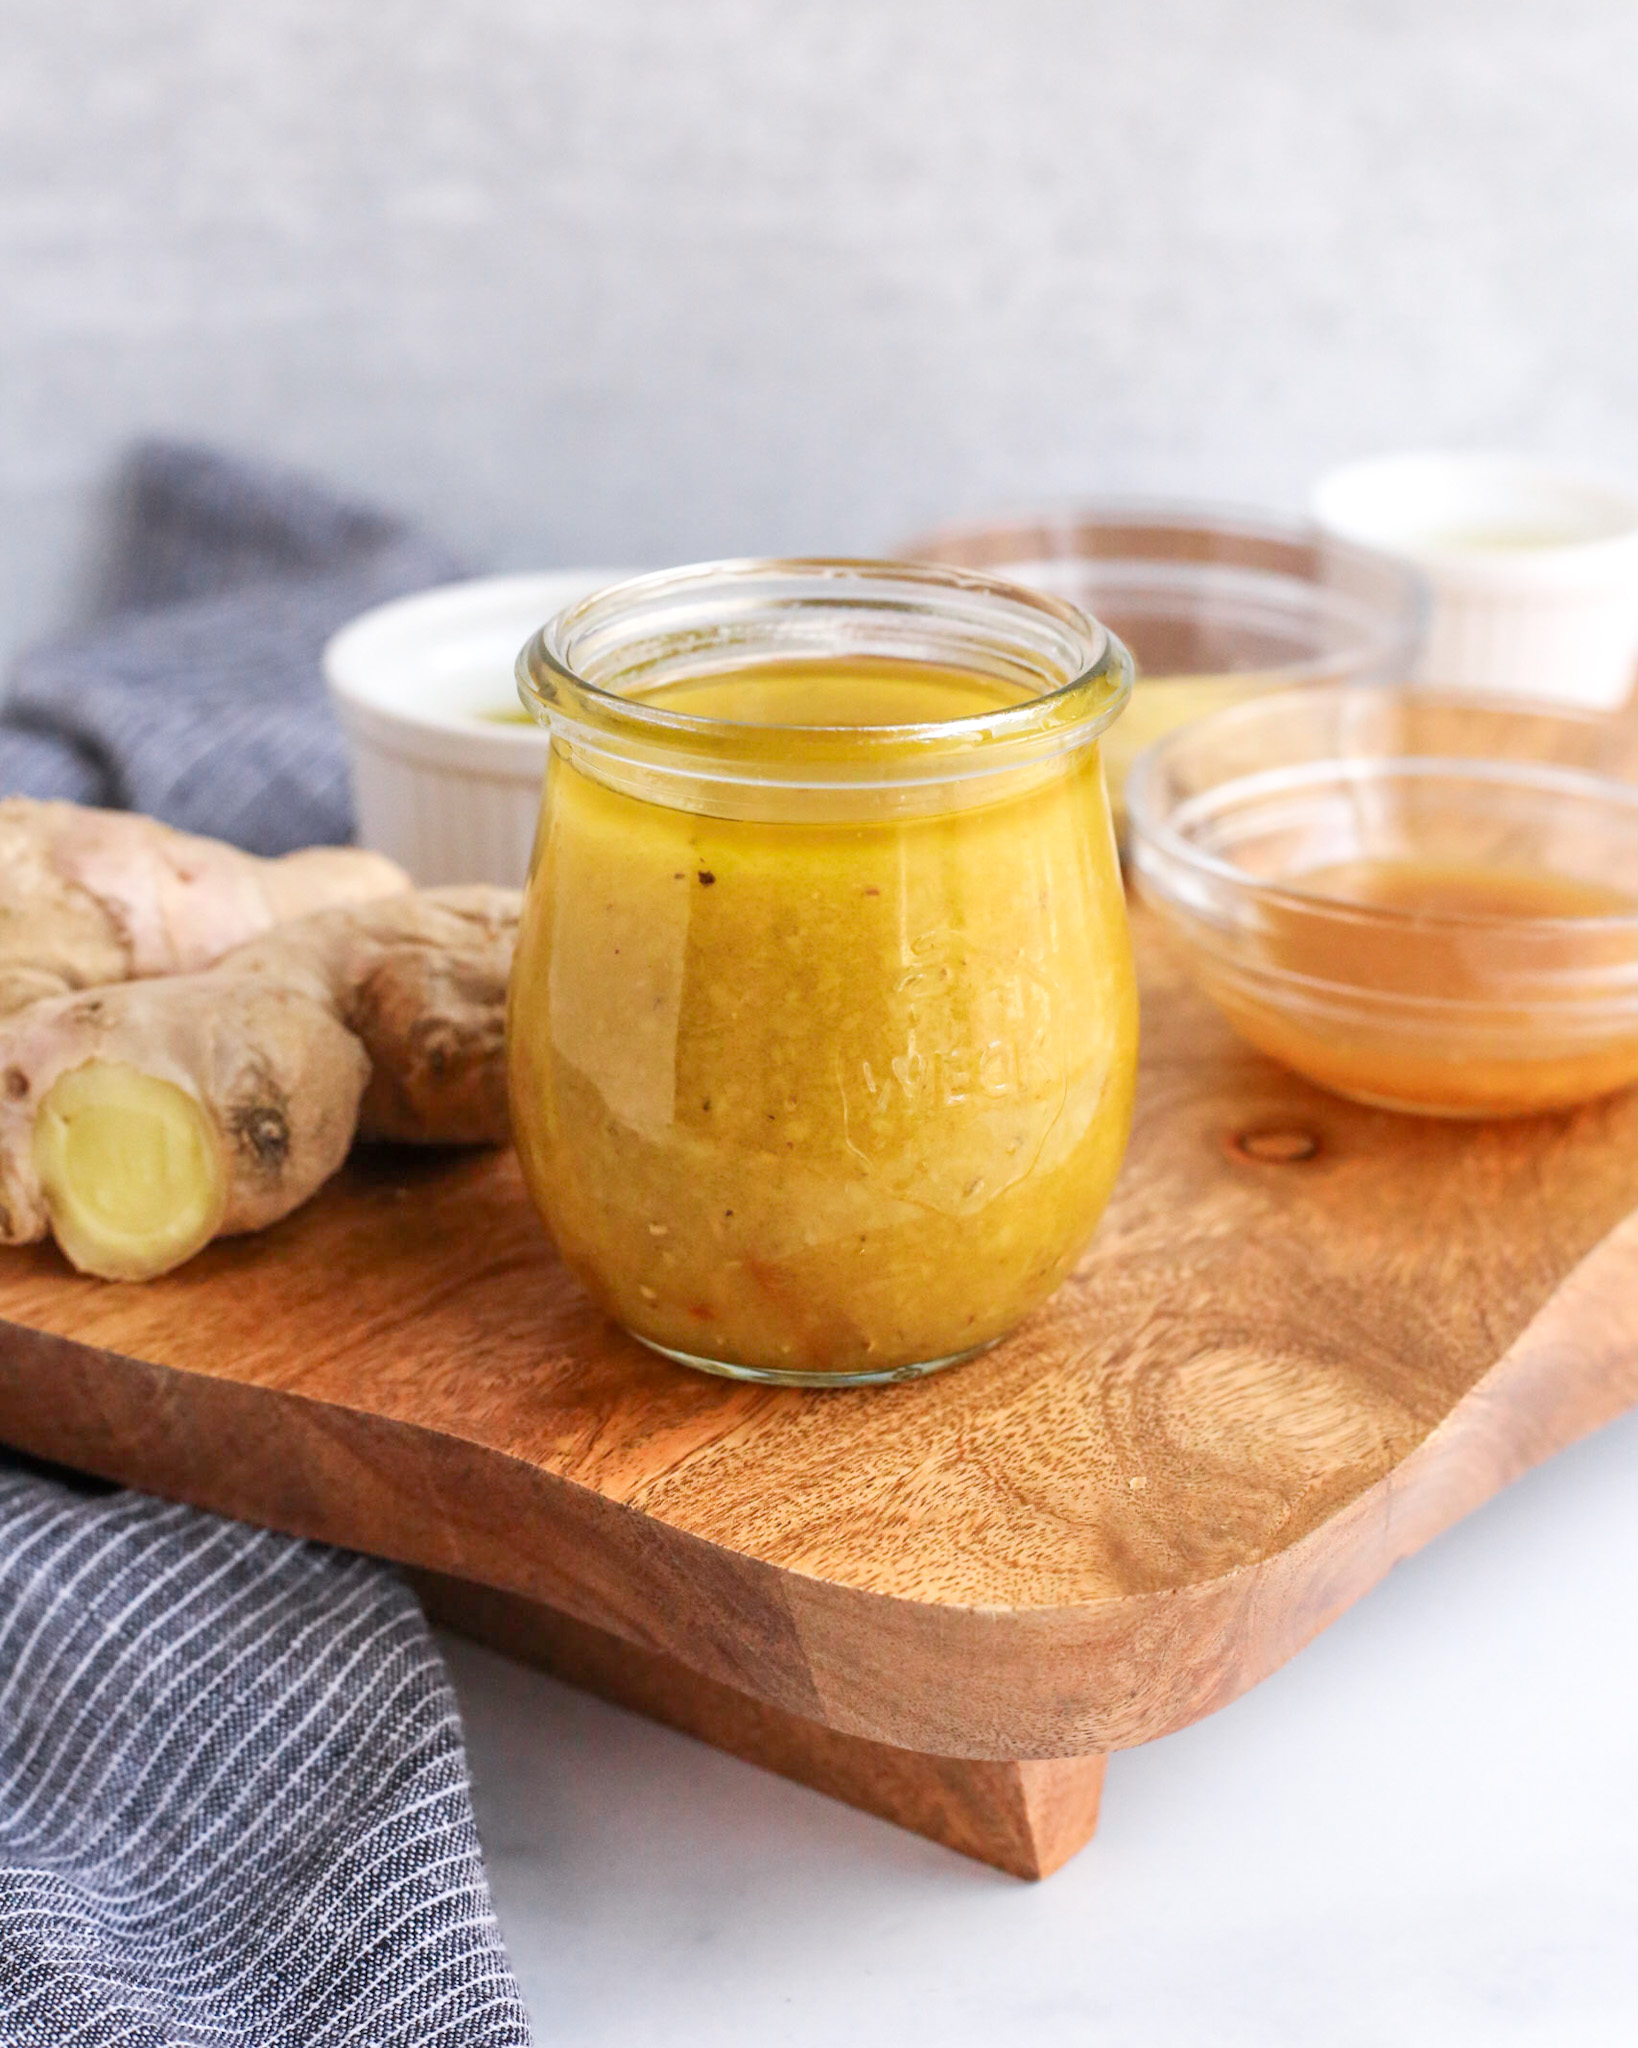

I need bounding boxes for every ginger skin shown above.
[0,798,410,1017]
[223,887,517,1146]
[0,886,518,1281]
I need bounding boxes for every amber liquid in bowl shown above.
[509,657,1138,1383]
[1202,858,1638,1117]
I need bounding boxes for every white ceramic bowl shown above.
[1311,453,1638,709]
[323,571,632,886]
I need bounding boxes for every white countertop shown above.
[445,1406,1637,2047]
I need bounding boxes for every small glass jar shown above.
[509,559,1137,1386]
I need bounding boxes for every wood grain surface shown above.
[412,1570,1107,1879]
[0,912,1633,1761]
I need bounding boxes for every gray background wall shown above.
[3,0,1636,671]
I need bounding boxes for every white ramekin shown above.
[323,571,631,886]
[1311,453,1638,709]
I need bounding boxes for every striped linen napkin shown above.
[0,447,530,2041]
[0,1456,530,2045]
[0,440,461,852]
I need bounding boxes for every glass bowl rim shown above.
[897,493,1427,595]
[901,492,1420,555]
[515,555,1133,756]
[1125,684,1638,938]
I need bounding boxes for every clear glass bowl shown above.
[1125,687,1638,1118]
[898,505,1428,819]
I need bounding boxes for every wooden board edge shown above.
[413,1570,1105,1880]
[782,1205,1638,1753]
[1,1210,1632,1760]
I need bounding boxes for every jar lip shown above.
[515,557,1132,766]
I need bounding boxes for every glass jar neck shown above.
[516,558,1131,819]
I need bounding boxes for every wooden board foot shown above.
[413,1569,1105,1880]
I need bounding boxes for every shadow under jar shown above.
[510,559,1138,1386]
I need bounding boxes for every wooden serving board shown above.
[1,913,1633,1879]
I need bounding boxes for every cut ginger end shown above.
[33,1061,226,1281]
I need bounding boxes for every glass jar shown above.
[509,559,1137,1386]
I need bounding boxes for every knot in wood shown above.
[1229,1126,1321,1165]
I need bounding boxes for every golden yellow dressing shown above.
[508,657,1138,1377]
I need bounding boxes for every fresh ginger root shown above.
[0,797,410,1017]
[0,886,517,1281]
[3,978,371,1280]
[218,886,518,1146]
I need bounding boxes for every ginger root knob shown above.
[33,1060,227,1281]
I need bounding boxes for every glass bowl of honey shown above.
[897,505,1428,824]
[1125,687,1638,1117]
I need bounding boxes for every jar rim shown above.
[515,557,1132,784]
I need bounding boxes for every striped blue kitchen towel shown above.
[0,1453,531,2046]
[0,441,462,854]
[0,440,525,2039]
